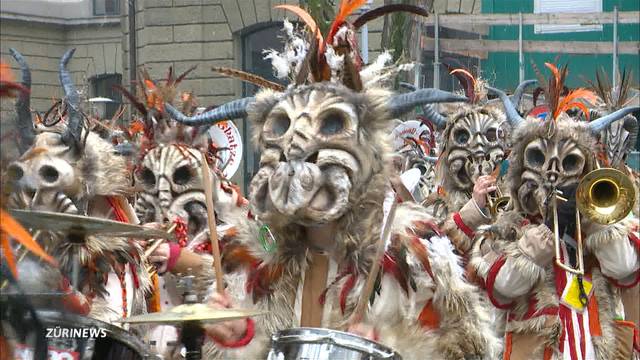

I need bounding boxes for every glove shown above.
[517,224,555,266]
[545,184,577,237]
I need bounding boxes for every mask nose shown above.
[546,158,560,184]
[158,177,172,208]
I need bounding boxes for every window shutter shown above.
[534,0,603,34]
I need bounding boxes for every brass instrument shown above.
[488,186,511,219]
[486,165,511,219]
[552,165,635,275]
[575,167,635,225]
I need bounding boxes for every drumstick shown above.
[200,152,224,294]
[348,196,398,326]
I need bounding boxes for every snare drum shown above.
[11,310,152,360]
[267,328,401,360]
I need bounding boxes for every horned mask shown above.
[426,65,536,196]
[166,4,468,229]
[494,63,639,218]
[586,68,639,168]
[6,49,130,215]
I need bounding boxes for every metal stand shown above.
[178,276,205,360]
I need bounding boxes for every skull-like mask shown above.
[135,145,207,235]
[249,84,384,225]
[443,108,509,191]
[508,118,595,217]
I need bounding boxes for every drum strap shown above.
[300,252,329,327]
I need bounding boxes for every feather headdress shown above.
[584,67,635,111]
[533,62,597,121]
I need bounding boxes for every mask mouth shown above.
[250,150,357,225]
[8,189,79,215]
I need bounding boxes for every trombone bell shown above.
[576,168,635,225]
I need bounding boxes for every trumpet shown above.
[487,187,510,219]
[552,164,635,275]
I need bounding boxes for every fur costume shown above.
[422,65,536,255]
[586,67,640,349]
[471,63,640,360]
[168,4,501,359]
[113,68,249,358]
[3,49,150,324]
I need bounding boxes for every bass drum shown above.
[11,310,152,360]
[267,328,401,360]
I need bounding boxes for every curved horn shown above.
[487,86,524,127]
[9,48,35,153]
[588,106,640,133]
[388,89,468,118]
[59,49,83,145]
[622,115,638,155]
[510,79,537,108]
[399,82,417,91]
[420,104,447,129]
[165,97,255,126]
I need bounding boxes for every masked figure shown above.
[586,67,640,347]
[111,69,249,358]
[471,63,640,360]
[422,65,536,256]
[168,4,501,359]
[4,49,149,324]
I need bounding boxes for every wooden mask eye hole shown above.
[172,165,192,185]
[320,113,345,135]
[140,167,156,186]
[270,114,290,136]
[453,129,470,144]
[526,148,545,167]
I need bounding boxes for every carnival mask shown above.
[249,84,380,225]
[135,145,206,229]
[517,126,588,216]
[444,109,508,190]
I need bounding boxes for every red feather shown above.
[327,0,367,45]
[340,273,358,314]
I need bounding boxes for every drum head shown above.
[268,327,401,360]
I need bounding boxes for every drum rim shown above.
[270,327,400,359]
[35,310,148,354]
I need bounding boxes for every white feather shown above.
[359,51,393,83]
[263,19,310,80]
[324,46,344,83]
[426,235,464,279]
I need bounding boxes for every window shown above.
[240,23,286,192]
[90,73,122,119]
[534,0,602,34]
[94,0,120,16]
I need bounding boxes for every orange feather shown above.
[556,88,597,119]
[327,0,367,42]
[449,68,476,87]
[544,62,561,88]
[0,232,17,278]
[0,209,57,267]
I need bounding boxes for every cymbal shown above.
[117,304,265,325]
[8,209,173,239]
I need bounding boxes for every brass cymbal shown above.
[117,304,265,325]
[8,209,173,239]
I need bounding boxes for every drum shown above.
[267,328,401,360]
[9,310,152,360]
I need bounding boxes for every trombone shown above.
[551,164,635,275]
